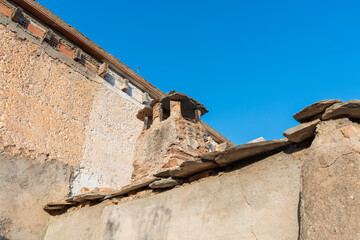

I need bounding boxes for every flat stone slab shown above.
[321,100,360,120]
[105,177,159,199]
[169,159,219,178]
[215,139,291,166]
[65,192,108,203]
[283,119,320,143]
[149,178,182,189]
[153,169,171,178]
[200,151,220,161]
[293,99,342,122]
[44,201,76,210]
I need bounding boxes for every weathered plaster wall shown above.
[132,114,213,181]
[0,23,144,194]
[0,153,73,240]
[45,146,305,240]
[72,83,143,194]
[300,118,360,240]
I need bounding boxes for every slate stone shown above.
[293,99,342,123]
[215,139,291,166]
[321,100,360,120]
[153,169,171,178]
[65,192,107,203]
[169,159,219,178]
[43,201,76,210]
[104,177,159,199]
[149,178,182,189]
[200,151,220,161]
[283,119,320,143]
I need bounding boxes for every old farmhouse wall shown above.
[45,146,305,240]
[0,5,150,195]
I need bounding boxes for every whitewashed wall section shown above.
[105,68,152,105]
[71,69,152,195]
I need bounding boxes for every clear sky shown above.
[37,0,360,145]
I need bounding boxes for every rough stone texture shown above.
[294,99,342,122]
[215,139,290,166]
[104,177,158,199]
[0,24,144,194]
[300,118,360,240]
[132,115,214,181]
[0,23,96,166]
[199,151,220,161]
[45,146,306,240]
[149,178,182,189]
[169,159,219,178]
[321,100,360,120]
[0,153,72,240]
[283,119,320,143]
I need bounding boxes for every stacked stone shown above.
[283,99,360,143]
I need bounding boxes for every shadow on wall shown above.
[104,206,172,240]
[137,206,172,240]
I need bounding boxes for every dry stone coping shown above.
[149,178,183,189]
[104,177,159,199]
[283,119,320,143]
[321,100,360,120]
[200,151,220,161]
[169,159,219,178]
[153,169,171,178]
[215,139,290,166]
[43,201,76,211]
[65,192,108,203]
[293,99,342,123]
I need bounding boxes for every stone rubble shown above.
[215,139,291,166]
[321,100,360,120]
[283,119,320,143]
[293,99,342,122]
[149,178,183,189]
[169,159,219,178]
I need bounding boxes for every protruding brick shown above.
[73,48,82,62]
[142,92,150,105]
[41,29,53,43]
[98,62,109,78]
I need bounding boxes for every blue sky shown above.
[38,0,360,145]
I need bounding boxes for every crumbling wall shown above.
[132,115,212,181]
[44,146,305,240]
[0,153,73,240]
[300,118,360,240]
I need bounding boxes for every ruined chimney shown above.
[132,90,216,181]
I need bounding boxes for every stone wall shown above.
[44,145,305,240]
[0,153,73,240]
[300,118,360,240]
[0,22,144,194]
